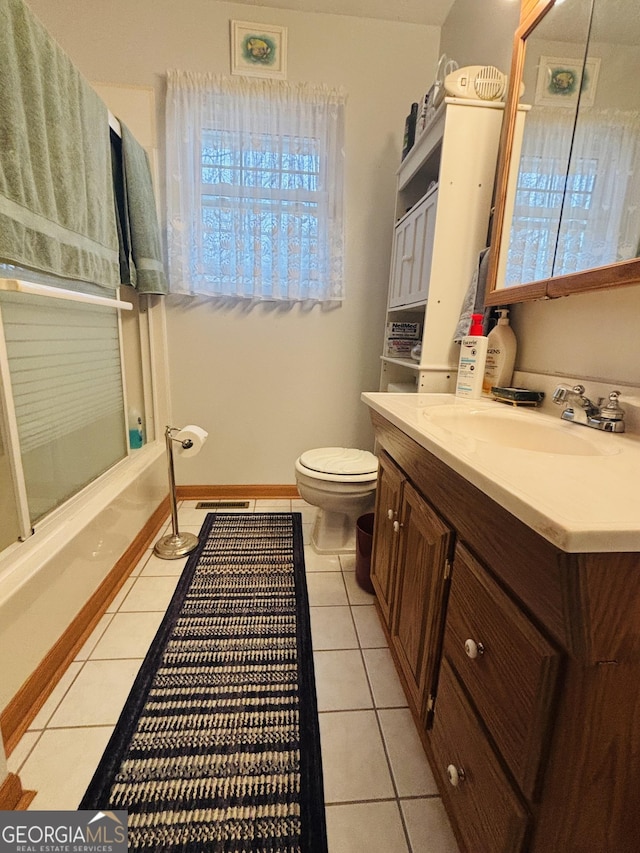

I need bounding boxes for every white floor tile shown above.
[296,505,318,524]
[310,606,358,651]
[362,647,409,709]
[22,726,114,811]
[139,552,189,576]
[255,499,292,508]
[119,575,180,612]
[314,650,373,711]
[351,605,387,648]
[89,610,165,659]
[306,572,348,607]
[339,553,355,571]
[342,570,375,605]
[105,578,135,613]
[28,662,83,730]
[319,710,395,802]
[401,798,461,853]
[378,708,439,797]
[303,546,341,573]
[74,613,115,661]
[47,658,142,728]
[178,507,214,526]
[326,800,409,853]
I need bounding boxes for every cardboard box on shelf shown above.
[386,321,421,339]
[384,338,416,357]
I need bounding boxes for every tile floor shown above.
[8,499,460,853]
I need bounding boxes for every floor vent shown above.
[196,500,250,509]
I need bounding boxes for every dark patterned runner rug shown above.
[80,512,327,853]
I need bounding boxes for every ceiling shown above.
[222,0,457,26]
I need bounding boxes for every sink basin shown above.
[423,406,617,456]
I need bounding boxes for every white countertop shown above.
[362,392,640,553]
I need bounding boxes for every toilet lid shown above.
[299,447,378,476]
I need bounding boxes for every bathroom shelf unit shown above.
[380,97,506,393]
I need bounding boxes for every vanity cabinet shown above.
[368,408,640,853]
[380,99,504,393]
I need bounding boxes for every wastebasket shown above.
[355,512,375,594]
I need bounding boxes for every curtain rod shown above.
[0,279,134,310]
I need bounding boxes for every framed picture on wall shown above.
[230,21,288,79]
[535,56,601,107]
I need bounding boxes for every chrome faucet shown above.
[552,384,625,433]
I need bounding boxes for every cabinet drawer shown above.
[444,544,560,799]
[430,658,529,853]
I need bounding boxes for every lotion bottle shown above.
[482,308,517,395]
[456,313,488,399]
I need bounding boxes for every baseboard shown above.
[177,485,301,500]
[0,773,36,810]
[1,496,170,757]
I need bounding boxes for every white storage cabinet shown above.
[380,98,505,393]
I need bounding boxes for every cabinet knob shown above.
[446,764,465,787]
[401,254,413,263]
[464,639,485,659]
[393,520,401,533]
[387,508,394,521]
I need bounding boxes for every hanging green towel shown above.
[119,123,168,295]
[0,0,120,289]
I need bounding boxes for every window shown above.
[166,72,346,302]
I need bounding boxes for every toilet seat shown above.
[299,447,378,477]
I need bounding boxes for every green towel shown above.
[119,123,168,295]
[0,0,120,289]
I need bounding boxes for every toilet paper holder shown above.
[154,424,208,560]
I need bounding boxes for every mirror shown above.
[486,0,640,304]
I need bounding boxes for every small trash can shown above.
[355,512,376,594]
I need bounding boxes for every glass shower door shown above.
[0,391,22,551]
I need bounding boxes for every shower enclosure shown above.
[0,279,155,553]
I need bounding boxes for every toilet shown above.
[295,447,378,554]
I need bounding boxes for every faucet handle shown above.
[600,390,625,421]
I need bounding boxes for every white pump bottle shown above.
[482,308,517,394]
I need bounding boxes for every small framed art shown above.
[230,21,288,79]
[535,56,601,107]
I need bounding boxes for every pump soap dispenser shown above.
[482,308,517,394]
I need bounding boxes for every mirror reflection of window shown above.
[506,0,640,288]
[505,0,592,286]
[557,0,640,275]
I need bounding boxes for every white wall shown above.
[27,0,440,486]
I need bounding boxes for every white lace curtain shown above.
[506,108,640,286]
[165,70,346,302]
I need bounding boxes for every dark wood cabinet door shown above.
[370,451,404,625]
[391,481,453,716]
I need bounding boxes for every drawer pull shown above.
[446,764,466,787]
[393,520,401,533]
[387,508,394,520]
[464,639,485,659]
